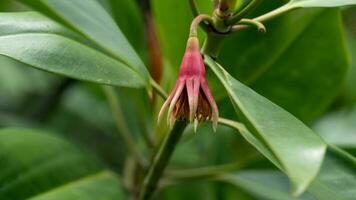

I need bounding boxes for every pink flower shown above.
[158,37,219,130]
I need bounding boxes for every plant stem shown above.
[138,116,157,148]
[190,14,213,37]
[150,78,168,99]
[103,86,147,167]
[227,0,263,25]
[139,121,187,200]
[218,117,246,133]
[218,0,237,11]
[188,0,200,17]
[238,18,266,33]
[231,3,297,32]
[254,2,297,22]
[164,154,258,181]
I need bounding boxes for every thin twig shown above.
[103,86,147,167]
[164,153,260,182]
[227,0,264,25]
[150,78,168,99]
[138,116,157,148]
[231,3,298,32]
[237,18,266,33]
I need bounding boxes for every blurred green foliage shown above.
[0,0,355,200]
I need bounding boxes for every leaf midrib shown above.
[0,32,144,85]
[31,1,148,83]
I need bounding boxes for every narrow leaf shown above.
[220,148,356,200]
[314,107,356,148]
[206,56,327,195]
[17,0,149,85]
[0,128,125,199]
[0,12,145,88]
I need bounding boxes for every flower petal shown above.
[167,81,185,125]
[158,81,180,124]
[201,79,219,131]
[158,97,171,124]
[192,77,200,119]
[186,78,195,122]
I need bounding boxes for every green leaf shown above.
[0,12,145,88]
[222,171,309,200]
[106,0,145,54]
[290,0,356,7]
[220,148,356,200]
[0,128,125,199]
[17,0,149,85]
[206,56,327,195]
[28,172,125,200]
[219,7,349,122]
[314,107,356,148]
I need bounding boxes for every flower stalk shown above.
[188,0,211,32]
[139,121,187,200]
[189,14,213,37]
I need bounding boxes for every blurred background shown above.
[0,0,355,199]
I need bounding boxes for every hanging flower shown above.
[158,37,218,130]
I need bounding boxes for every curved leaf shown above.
[106,0,145,53]
[206,57,327,195]
[219,7,349,122]
[29,172,124,200]
[16,0,149,85]
[220,148,356,200]
[291,0,356,7]
[221,171,310,200]
[0,128,125,199]
[0,12,145,88]
[314,107,356,148]
[0,12,81,41]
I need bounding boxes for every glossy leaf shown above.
[221,148,356,200]
[0,128,125,199]
[17,0,149,85]
[206,56,327,195]
[222,171,310,200]
[29,172,125,200]
[314,107,356,148]
[219,7,349,122]
[106,0,145,54]
[291,0,356,7]
[0,12,145,88]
